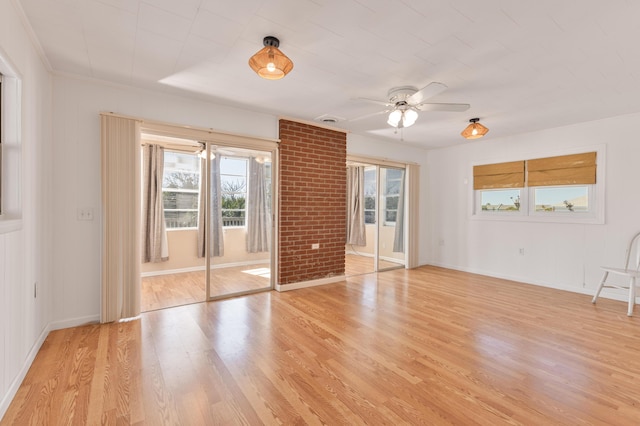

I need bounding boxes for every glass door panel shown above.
[206,146,273,300]
[377,166,406,271]
[345,165,376,276]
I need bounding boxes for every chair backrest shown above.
[625,231,640,271]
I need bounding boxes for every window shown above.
[0,58,23,233]
[161,153,252,229]
[383,168,403,225]
[532,186,589,213]
[220,157,247,227]
[480,189,521,212]
[364,167,376,224]
[473,150,603,223]
[162,151,200,229]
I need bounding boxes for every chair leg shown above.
[592,271,608,303]
[628,278,636,317]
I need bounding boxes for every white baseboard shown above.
[0,324,50,420]
[50,314,100,331]
[141,259,270,278]
[423,261,630,303]
[275,275,346,292]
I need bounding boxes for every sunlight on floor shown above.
[242,267,271,278]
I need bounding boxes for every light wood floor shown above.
[141,255,403,312]
[13,266,640,424]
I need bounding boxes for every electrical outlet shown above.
[311,243,319,249]
[34,281,37,298]
[77,208,94,221]
[519,248,525,256]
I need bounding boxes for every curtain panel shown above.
[346,166,366,246]
[247,157,271,253]
[141,144,169,262]
[198,154,224,257]
[100,114,141,323]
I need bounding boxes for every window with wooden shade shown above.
[472,148,604,223]
[473,160,525,214]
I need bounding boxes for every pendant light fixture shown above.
[461,118,489,139]
[248,36,294,80]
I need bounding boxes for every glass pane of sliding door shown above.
[205,145,273,300]
[377,166,406,271]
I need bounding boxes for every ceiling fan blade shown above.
[407,82,447,105]
[349,110,389,122]
[416,102,470,112]
[354,97,394,107]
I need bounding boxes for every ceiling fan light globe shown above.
[403,109,418,127]
[387,109,402,127]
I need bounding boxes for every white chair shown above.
[592,231,640,316]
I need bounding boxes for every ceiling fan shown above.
[355,82,470,128]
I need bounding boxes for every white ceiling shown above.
[16,0,640,148]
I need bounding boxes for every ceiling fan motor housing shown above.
[387,86,419,103]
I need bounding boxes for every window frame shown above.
[0,51,22,234]
[220,156,248,228]
[162,150,201,230]
[382,167,403,226]
[471,146,605,224]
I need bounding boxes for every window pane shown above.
[386,210,397,223]
[534,186,589,212]
[480,189,521,211]
[163,171,199,190]
[220,157,247,175]
[164,211,198,228]
[221,176,246,193]
[386,196,398,210]
[220,157,248,227]
[164,151,200,173]
[163,191,198,210]
[364,169,376,224]
[365,211,375,224]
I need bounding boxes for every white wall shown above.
[425,113,640,299]
[52,75,279,327]
[52,80,435,328]
[0,0,53,418]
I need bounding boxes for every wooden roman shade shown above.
[473,161,525,190]
[527,152,596,187]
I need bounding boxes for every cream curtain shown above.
[198,155,224,257]
[393,169,406,253]
[346,166,366,246]
[247,157,270,253]
[141,144,169,262]
[100,114,141,323]
[405,164,419,269]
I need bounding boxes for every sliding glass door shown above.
[377,166,406,271]
[346,161,406,276]
[204,145,274,300]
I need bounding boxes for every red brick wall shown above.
[278,120,346,285]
